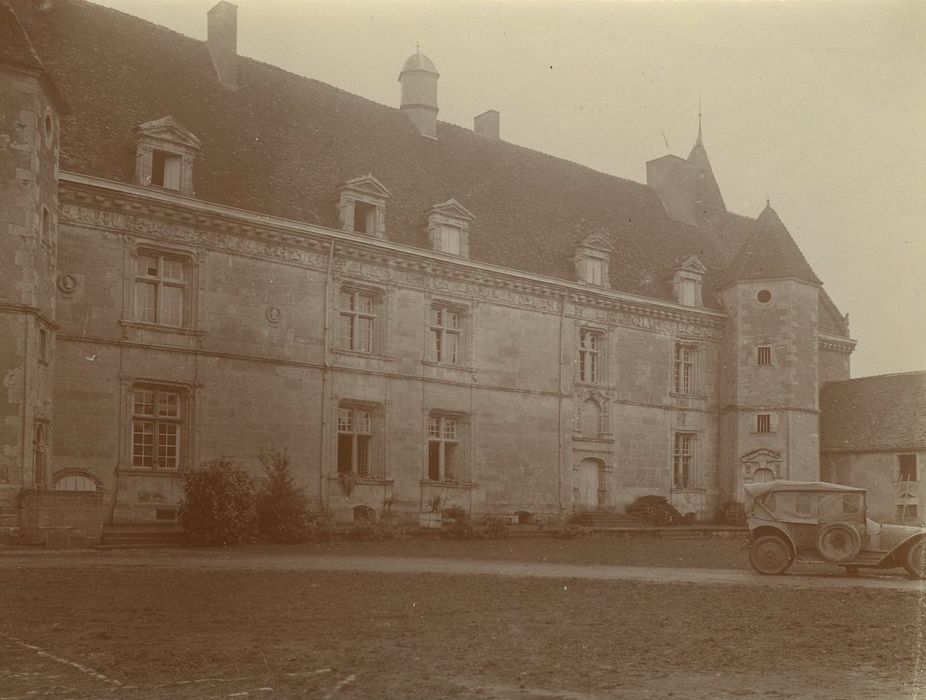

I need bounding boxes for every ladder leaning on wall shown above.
[896,473,915,525]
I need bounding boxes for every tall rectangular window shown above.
[757,414,772,433]
[337,407,373,477]
[674,344,696,394]
[438,224,462,255]
[353,202,376,234]
[586,258,603,286]
[135,252,189,327]
[428,415,460,482]
[339,289,376,353]
[429,306,462,364]
[900,455,918,482]
[132,387,182,469]
[757,346,772,366]
[673,433,693,488]
[579,330,602,384]
[151,150,182,190]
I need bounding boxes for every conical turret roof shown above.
[0,2,43,71]
[719,203,821,287]
[687,133,726,212]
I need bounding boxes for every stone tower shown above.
[0,1,66,514]
[398,48,439,138]
[717,204,822,501]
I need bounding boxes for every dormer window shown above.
[671,255,707,307]
[134,116,201,195]
[151,150,183,189]
[338,175,390,238]
[574,234,611,287]
[427,199,474,257]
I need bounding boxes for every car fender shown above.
[886,530,926,564]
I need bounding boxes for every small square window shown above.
[757,414,772,433]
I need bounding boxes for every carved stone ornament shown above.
[266,306,281,324]
[57,273,77,295]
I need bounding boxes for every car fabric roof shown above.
[743,480,865,499]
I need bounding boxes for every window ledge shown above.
[328,474,394,486]
[332,348,393,361]
[575,381,610,389]
[671,487,707,494]
[422,360,475,372]
[419,479,477,490]
[118,468,183,476]
[670,392,707,400]
[120,320,204,337]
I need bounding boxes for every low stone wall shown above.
[19,490,105,548]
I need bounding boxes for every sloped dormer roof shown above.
[718,204,822,288]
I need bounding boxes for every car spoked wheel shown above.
[749,535,793,575]
[903,539,926,580]
[816,522,861,563]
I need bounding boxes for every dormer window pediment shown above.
[672,254,707,307]
[339,174,391,238]
[574,234,612,288]
[134,116,201,195]
[427,198,474,257]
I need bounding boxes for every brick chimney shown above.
[207,1,237,88]
[474,110,500,139]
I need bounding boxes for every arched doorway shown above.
[753,467,775,483]
[577,458,606,509]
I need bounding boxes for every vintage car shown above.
[743,480,926,578]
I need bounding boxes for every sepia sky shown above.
[93,0,926,380]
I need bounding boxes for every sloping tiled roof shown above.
[687,137,726,212]
[821,372,926,452]
[717,204,822,288]
[17,0,768,309]
[0,1,43,72]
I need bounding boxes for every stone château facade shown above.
[0,0,860,542]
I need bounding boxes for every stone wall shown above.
[822,451,926,525]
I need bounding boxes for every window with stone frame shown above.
[132,386,184,470]
[757,346,773,366]
[674,343,697,394]
[578,329,603,384]
[337,405,381,478]
[899,455,918,483]
[427,414,464,482]
[673,433,695,488]
[338,287,379,353]
[756,414,774,434]
[426,199,474,258]
[135,251,191,328]
[151,149,183,190]
[428,304,464,364]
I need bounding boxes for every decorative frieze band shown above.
[59,197,723,334]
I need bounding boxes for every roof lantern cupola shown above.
[398,45,439,139]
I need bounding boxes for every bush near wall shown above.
[255,450,311,543]
[178,458,258,546]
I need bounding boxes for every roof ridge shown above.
[824,370,926,386]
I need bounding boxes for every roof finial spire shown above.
[696,99,702,145]
[416,40,420,54]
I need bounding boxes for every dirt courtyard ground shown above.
[0,538,923,699]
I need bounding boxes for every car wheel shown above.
[749,535,793,575]
[903,539,926,580]
[816,522,862,563]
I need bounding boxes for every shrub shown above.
[554,524,590,540]
[255,450,310,543]
[346,520,408,541]
[442,505,482,540]
[179,457,257,546]
[484,515,510,540]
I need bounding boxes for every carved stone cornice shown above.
[58,176,727,332]
[818,333,857,353]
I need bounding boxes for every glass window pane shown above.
[354,410,371,434]
[358,294,374,315]
[339,314,353,350]
[133,420,154,467]
[136,282,157,322]
[428,418,441,438]
[358,317,373,352]
[357,435,371,475]
[443,419,457,440]
[133,390,155,416]
[430,307,441,326]
[340,291,353,310]
[430,329,441,361]
[158,391,179,418]
[446,311,460,329]
[445,333,459,364]
[161,258,184,281]
[158,423,178,469]
[445,444,457,481]
[161,286,184,326]
[138,255,158,277]
[428,441,441,480]
[337,409,351,433]
[337,434,352,473]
